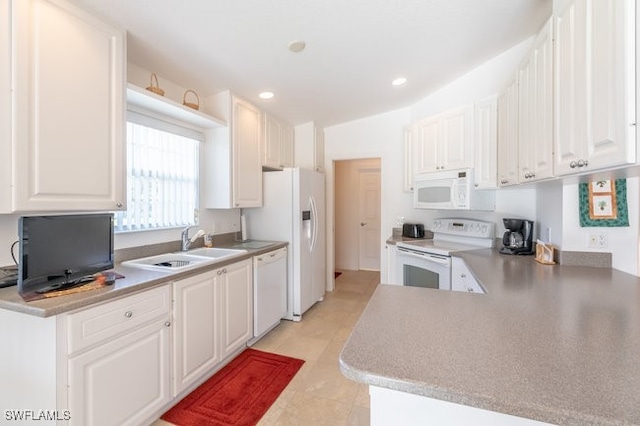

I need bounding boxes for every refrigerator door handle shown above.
[309,196,318,252]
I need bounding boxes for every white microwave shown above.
[413,168,495,210]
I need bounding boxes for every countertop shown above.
[0,241,287,317]
[339,248,640,426]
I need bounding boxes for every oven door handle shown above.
[397,248,450,264]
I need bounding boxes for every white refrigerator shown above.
[245,168,326,321]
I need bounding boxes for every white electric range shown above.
[394,218,495,290]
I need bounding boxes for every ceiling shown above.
[74,0,552,127]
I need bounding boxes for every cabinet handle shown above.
[569,161,577,168]
[217,270,223,276]
[116,203,123,208]
[223,269,227,273]
[124,311,133,318]
[500,180,508,185]
[467,287,474,292]
[164,321,171,327]
[583,159,588,167]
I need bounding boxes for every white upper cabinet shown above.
[518,17,554,183]
[415,105,473,174]
[263,112,294,170]
[295,121,324,172]
[9,0,126,212]
[497,75,519,187]
[0,0,10,212]
[204,92,263,208]
[554,0,636,175]
[403,125,414,192]
[474,96,498,189]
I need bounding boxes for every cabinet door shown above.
[474,97,498,189]
[12,0,125,211]
[0,0,10,212]
[172,271,219,396]
[440,105,473,170]
[554,0,586,175]
[519,18,554,182]
[385,244,398,285]
[263,113,294,169]
[584,0,635,169]
[403,126,414,192]
[280,123,295,167]
[232,96,262,207]
[555,0,635,175]
[68,319,171,426]
[314,126,325,172]
[415,116,440,173]
[263,113,282,169]
[219,259,253,360]
[497,75,519,186]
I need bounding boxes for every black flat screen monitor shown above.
[18,213,114,296]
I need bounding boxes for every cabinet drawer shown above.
[67,285,171,354]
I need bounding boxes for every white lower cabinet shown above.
[0,260,254,425]
[66,285,172,426]
[172,258,253,396]
[219,260,253,359]
[172,270,220,396]
[68,319,171,426]
[451,257,484,294]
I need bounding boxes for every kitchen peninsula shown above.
[340,248,640,426]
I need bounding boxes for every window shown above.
[114,111,201,233]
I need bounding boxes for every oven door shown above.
[395,247,451,290]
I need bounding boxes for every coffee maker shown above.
[500,218,535,255]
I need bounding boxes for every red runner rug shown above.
[161,348,304,426]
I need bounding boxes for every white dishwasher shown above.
[251,247,287,342]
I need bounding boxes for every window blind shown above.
[114,111,201,233]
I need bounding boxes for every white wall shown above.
[561,178,639,275]
[410,37,534,120]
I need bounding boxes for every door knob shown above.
[360,222,367,227]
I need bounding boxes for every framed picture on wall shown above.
[579,179,629,227]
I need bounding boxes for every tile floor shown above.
[153,269,379,426]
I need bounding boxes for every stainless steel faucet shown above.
[181,226,196,251]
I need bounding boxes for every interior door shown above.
[358,169,381,271]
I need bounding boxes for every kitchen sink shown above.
[122,253,214,272]
[187,247,248,259]
[121,248,248,273]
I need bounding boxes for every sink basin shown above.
[187,247,248,259]
[122,248,248,273]
[122,253,213,272]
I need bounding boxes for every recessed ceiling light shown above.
[259,91,275,100]
[288,40,306,53]
[392,77,407,86]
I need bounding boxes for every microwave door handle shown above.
[398,248,449,264]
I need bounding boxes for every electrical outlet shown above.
[588,234,608,248]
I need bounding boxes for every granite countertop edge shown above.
[0,241,288,317]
